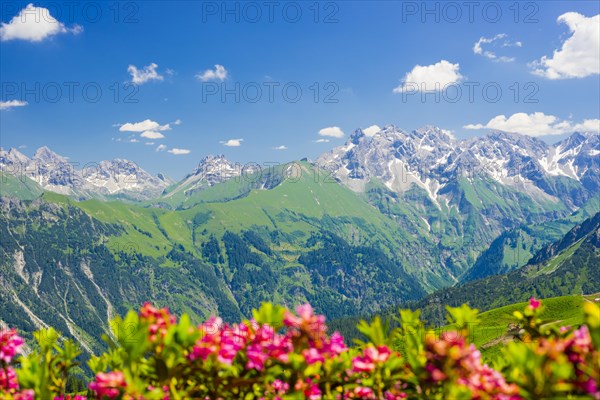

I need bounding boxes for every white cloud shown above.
[173,119,182,125]
[140,130,165,139]
[473,33,521,62]
[318,126,345,138]
[363,125,381,137]
[168,148,191,155]
[129,138,139,143]
[531,13,599,79]
[221,138,243,147]
[128,63,164,85]
[0,3,82,42]
[145,142,155,146]
[196,65,228,82]
[119,119,171,132]
[156,144,167,152]
[0,100,28,110]
[273,145,288,150]
[313,138,330,143]
[464,112,600,136]
[393,60,463,93]
[572,119,600,133]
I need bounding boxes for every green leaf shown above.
[356,316,387,346]
[252,302,285,330]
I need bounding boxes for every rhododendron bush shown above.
[1,299,599,399]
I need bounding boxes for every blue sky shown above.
[1,1,599,179]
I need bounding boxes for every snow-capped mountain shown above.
[316,125,599,278]
[551,132,600,193]
[0,147,31,165]
[163,154,257,198]
[0,146,168,200]
[317,126,599,210]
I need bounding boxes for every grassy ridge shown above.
[472,295,589,360]
[385,295,590,362]
[0,172,44,200]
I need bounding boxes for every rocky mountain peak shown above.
[2,147,167,199]
[317,126,599,210]
[0,148,30,165]
[32,146,67,164]
[349,129,366,145]
[193,154,238,176]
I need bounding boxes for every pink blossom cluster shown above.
[348,345,409,399]
[424,333,521,399]
[188,316,292,370]
[283,303,327,342]
[139,302,177,345]
[351,345,392,373]
[528,297,541,310]
[0,329,34,400]
[89,371,127,399]
[536,325,599,397]
[8,298,598,399]
[0,329,24,364]
[189,304,347,375]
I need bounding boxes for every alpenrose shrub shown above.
[1,299,599,399]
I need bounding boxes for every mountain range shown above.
[0,126,598,354]
[3,126,598,208]
[318,126,598,206]
[0,147,171,200]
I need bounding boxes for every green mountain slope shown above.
[401,295,592,362]
[76,162,454,290]
[363,174,576,282]
[331,211,600,343]
[0,172,44,200]
[0,164,441,352]
[462,195,600,282]
[1,157,597,357]
[413,211,600,326]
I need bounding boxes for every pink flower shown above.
[13,390,35,400]
[303,347,325,364]
[528,297,541,310]
[272,379,290,395]
[325,331,347,355]
[426,365,447,382]
[365,345,391,363]
[572,325,592,348]
[217,327,246,365]
[0,366,19,390]
[246,343,269,370]
[283,304,315,328]
[139,303,177,343]
[297,304,315,321]
[581,377,598,395]
[352,355,375,372]
[352,345,391,373]
[384,392,408,399]
[89,371,127,399]
[265,333,293,363]
[354,386,375,398]
[304,382,322,399]
[0,328,25,363]
[284,304,327,343]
